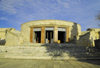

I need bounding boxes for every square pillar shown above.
[66,27,69,42]
[30,27,33,43]
[54,26,58,43]
[41,26,45,43]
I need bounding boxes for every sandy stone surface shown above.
[0,59,100,68]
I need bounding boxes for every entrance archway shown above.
[46,31,53,43]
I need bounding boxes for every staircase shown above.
[0,43,100,60]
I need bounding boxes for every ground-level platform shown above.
[0,59,100,68]
[0,44,100,60]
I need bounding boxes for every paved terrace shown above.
[0,59,100,68]
[0,44,100,68]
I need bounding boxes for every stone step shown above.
[0,45,100,59]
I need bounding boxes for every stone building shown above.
[77,28,100,47]
[0,20,100,47]
[21,20,81,44]
[0,20,81,45]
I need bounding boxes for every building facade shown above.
[3,20,100,46]
[21,20,81,44]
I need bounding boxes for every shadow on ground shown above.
[42,43,100,65]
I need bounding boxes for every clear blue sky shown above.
[0,0,100,31]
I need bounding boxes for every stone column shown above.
[66,27,69,42]
[30,27,33,43]
[54,26,58,43]
[41,26,45,43]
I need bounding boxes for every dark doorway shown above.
[46,31,53,43]
[35,31,41,43]
[58,31,66,43]
[95,39,100,49]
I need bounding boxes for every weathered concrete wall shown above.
[21,20,81,43]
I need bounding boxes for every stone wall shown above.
[21,20,81,43]
[0,31,6,39]
[77,31,91,46]
[77,28,100,47]
[5,29,22,45]
[89,29,100,47]
[0,28,13,39]
[0,20,81,45]
[0,28,16,45]
[0,20,82,45]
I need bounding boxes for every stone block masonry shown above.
[0,44,100,60]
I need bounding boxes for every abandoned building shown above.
[0,20,100,47]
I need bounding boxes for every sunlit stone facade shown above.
[21,20,81,44]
